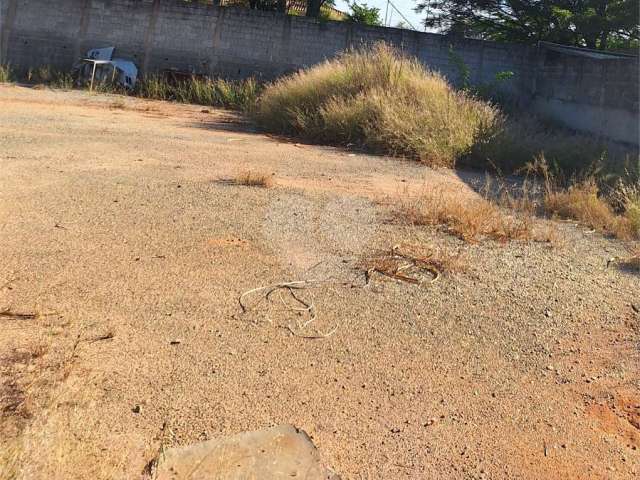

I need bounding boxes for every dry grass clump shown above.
[393,186,535,243]
[360,243,465,285]
[620,248,640,272]
[544,179,639,240]
[544,180,617,231]
[234,170,273,188]
[108,98,126,110]
[614,181,640,237]
[256,43,498,167]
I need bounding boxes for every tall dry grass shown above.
[614,180,640,236]
[543,178,639,240]
[256,43,498,167]
[136,75,259,111]
[391,185,539,243]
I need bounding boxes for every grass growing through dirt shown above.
[620,248,640,272]
[545,184,639,240]
[135,75,259,111]
[2,63,260,111]
[25,66,74,89]
[256,43,498,167]
[614,180,640,236]
[543,181,626,236]
[536,157,640,240]
[392,185,537,243]
[234,170,273,188]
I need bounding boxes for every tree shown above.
[414,0,640,50]
[346,2,383,25]
[306,0,323,17]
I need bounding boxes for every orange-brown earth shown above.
[1,84,638,479]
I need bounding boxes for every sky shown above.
[334,0,428,31]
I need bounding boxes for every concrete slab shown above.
[156,424,338,479]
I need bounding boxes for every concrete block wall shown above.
[531,49,639,144]
[1,0,637,145]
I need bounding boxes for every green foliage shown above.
[415,0,640,50]
[256,43,499,167]
[0,64,14,83]
[346,2,382,25]
[448,47,515,104]
[448,46,470,89]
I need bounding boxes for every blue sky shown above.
[334,0,428,31]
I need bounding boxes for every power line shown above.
[383,0,417,31]
[351,0,418,31]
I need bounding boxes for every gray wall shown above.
[1,0,638,145]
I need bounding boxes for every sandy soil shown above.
[1,84,638,479]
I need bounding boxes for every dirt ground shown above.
[1,84,638,479]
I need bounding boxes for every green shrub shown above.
[255,43,499,168]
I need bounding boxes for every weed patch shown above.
[620,249,640,272]
[391,185,536,243]
[466,115,638,179]
[25,66,74,89]
[234,170,273,188]
[136,75,259,111]
[256,43,498,167]
[543,179,639,240]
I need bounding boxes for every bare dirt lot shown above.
[1,84,639,479]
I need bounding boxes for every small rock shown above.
[390,427,401,433]
[632,304,639,314]
[132,404,141,414]
[170,339,182,345]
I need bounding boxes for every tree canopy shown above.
[346,3,383,25]
[414,0,640,50]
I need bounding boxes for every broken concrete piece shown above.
[156,424,338,479]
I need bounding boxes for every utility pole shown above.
[384,0,390,27]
